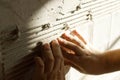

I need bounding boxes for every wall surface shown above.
[0,0,120,80]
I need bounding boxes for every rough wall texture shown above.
[0,0,120,80]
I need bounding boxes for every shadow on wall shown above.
[0,0,50,80]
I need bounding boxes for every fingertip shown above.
[51,39,61,50]
[43,43,50,50]
[71,30,77,34]
[51,39,56,45]
[61,33,66,38]
[71,30,87,44]
[57,38,65,45]
[57,37,64,42]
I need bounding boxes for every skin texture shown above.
[58,30,120,75]
[101,49,120,73]
[33,30,120,80]
[58,31,106,74]
[32,40,65,80]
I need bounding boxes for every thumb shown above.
[61,46,79,64]
[61,47,87,73]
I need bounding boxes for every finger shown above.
[61,46,79,62]
[57,44,75,65]
[61,46,75,55]
[62,33,80,45]
[61,46,83,70]
[51,40,64,72]
[57,61,65,80]
[61,47,87,73]
[43,43,54,73]
[61,33,85,48]
[58,48,65,80]
[34,57,44,74]
[70,30,87,44]
[58,38,83,56]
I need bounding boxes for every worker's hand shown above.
[58,30,107,74]
[32,40,65,80]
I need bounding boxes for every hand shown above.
[32,40,65,80]
[58,30,107,75]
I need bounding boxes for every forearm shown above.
[84,49,120,74]
[101,49,120,73]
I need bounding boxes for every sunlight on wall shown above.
[1,0,120,80]
[66,11,120,80]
